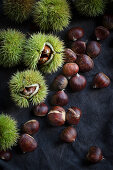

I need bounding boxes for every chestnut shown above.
[33,103,48,116]
[86,41,101,58]
[19,134,37,153]
[22,120,40,135]
[76,54,94,72]
[95,26,110,40]
[68,27,84,41]
[87,146,103,163]
[60,126,77,143]
[92,72,110,88]
[51,90,68,106]
[64,48,77,63]
[62,63,79,78]
[52,75,68,90]
[66,107,82,125]
[71,40,86,54]
[69,73,87,92]
[103,14,113,30]
[0,151,12,161]
[47,106,66,126]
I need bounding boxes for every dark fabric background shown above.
[0,0,113,170]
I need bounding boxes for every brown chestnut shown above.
[92,72,110,88]
[86,41,101,58]
[51,90,68,106]
[52,75,68,90]
[47,106,66,126]
[68,27,84,41]
[66,107,82,125]
[76,54,94,72]
[60,126,77,143]
[19,134,37,153]
[22,120,40,135]
[95,26,110,40]
[64,48,77,63]
[33,103,48,116]
[0,151,12,161]
[69,73,87,92]
[42,45,51,57]
[103,14,113,30]
[87,146,103,163]
[62,63,79,78]
[71,40,86,54]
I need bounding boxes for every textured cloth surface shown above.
[0,1,113,170]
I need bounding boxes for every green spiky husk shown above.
[75,0,105,17]
[24,33,64,73]
[32,0,71,31]
[0,29,25,67]
[9,70,48,108]
[3,0,35,23]
[0,114,19,151]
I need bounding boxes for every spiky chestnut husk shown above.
[0,114,19,151]
[75,0,105,17]
[24,33,64,73]
[32,0,71,32]
[3,0,35,23]
[9,70,48,108]
[0,29,25,67]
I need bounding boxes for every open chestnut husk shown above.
[69,73,87,92]
[19,134,38,153]
[103,14,113,30]
[92,72,110,88]
[52,75,68,90]
[95,26,110,40]
[68,27,84,41]
[60,126,77,143]
[66,107,82,125]
[51,90,68,106]
[87,146,103,163]
[33,103,48,116]
[22,120,40,135]
[0,151,12,161]
[47,106,66,126]
[71,40,86,54]
[86,41,101,58]
[62,63,79,78]
[64,48,77,63]
[76,54,94,72]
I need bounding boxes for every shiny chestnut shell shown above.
[68,27,84,41]
[22,120,40,135]
[87,146,103,163]
[76,54,94,72]
[19,134,38,153]
[66,107,82,125]
[51,90,68,106]
[86,41,101,58]
[69,73,87,92]
[71,40,86,54]
[93,72,110,88]
[33,103,48,116]
[95,26,110,40]
[52,75,68,90]
[64,48,77,63]
[60,126,77,143]
[47,106,66,126]
[62,63,79,78]
[0,151,12,161]
[103,14,113,30]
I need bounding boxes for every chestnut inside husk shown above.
[38,42,55,65]
[21,84,39,99]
